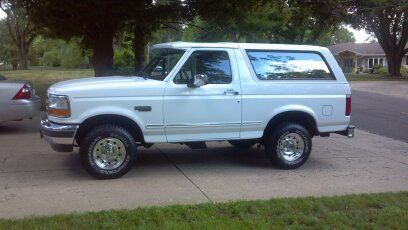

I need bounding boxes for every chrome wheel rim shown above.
[92,137,126,170]
[278,133,304,162]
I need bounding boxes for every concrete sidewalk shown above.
[0,116,407,219]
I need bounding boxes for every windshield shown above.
[139,48,186,81]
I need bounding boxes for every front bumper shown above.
[40,117,79,152]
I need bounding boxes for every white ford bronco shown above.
[40,42,354,179]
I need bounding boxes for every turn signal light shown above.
[12,84,31,100]
[47,108,71,117]
[345,94,351,116]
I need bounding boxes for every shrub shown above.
[401,66,408,76]
[60,42,88,69]
[31,37,89,68]
[113,48,135,75]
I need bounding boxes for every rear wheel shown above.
[228,139,258,149]
[265,122,311,169]
[80,124,136,179]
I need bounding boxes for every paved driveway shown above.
[0,115,407,218]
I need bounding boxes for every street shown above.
[351,82,408,142]
[0,81,407,219]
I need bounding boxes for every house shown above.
[328,43,408,73]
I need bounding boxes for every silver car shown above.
[0,75,41,123]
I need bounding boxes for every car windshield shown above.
[139,48,186,81]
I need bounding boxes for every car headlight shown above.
[46,94,71,118]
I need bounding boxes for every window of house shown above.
[368,58,384,68]
[174,51,232,84]
[246,51,334,80]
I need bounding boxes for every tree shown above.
[0,0,37,69]
[346,0,408,77]
[314,26,356,46]
[18,0,186,76]
[0,19,19,69]
[330,27,356,44]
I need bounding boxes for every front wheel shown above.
[80,124,136,179]
[265,122,312,169]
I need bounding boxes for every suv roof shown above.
[152,42,328,52]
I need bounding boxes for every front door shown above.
[163,48,242,142]
[343,58,353,73]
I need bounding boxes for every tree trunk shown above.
[384,49,403,77]
[133,34,146,74]
[18,38,28,70]
[132,26,151,75]
[91,30,115,77]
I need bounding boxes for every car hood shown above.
[48,76,166,98]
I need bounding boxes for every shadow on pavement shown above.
[0,119,40,135]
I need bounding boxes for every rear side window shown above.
[246,51,334,80]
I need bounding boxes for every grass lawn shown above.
[0,192,407,229]
[0,68,94,109]
[345,73,408,81]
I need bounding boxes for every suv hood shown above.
[48,76,165,98]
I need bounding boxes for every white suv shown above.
[40,42,354,179]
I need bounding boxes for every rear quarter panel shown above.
[0,81,21,122]
[234,47,350,139]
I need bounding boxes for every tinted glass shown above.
[174,51,232,84]
[247,51,333,80]
[139,48,185,81]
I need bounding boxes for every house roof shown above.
[328,43,385,56]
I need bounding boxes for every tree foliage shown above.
[180,0,346,45]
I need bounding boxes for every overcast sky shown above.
[0,9,372,43]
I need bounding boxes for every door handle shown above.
[224,89,239,95]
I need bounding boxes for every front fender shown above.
[76,106,145,131]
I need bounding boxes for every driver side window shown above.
[174,50,232,84]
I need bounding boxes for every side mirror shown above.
[188,74,208,88]
[151,65,163,77]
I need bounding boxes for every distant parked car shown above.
[0,75,41,123]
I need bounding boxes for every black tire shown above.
[80,124,137,179]
[228,139,258,149]
[265,122,312,169]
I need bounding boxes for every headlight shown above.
[46,94,71,118]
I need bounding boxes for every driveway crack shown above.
[156,146,213,203]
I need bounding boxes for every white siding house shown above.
[328,43,408,73]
